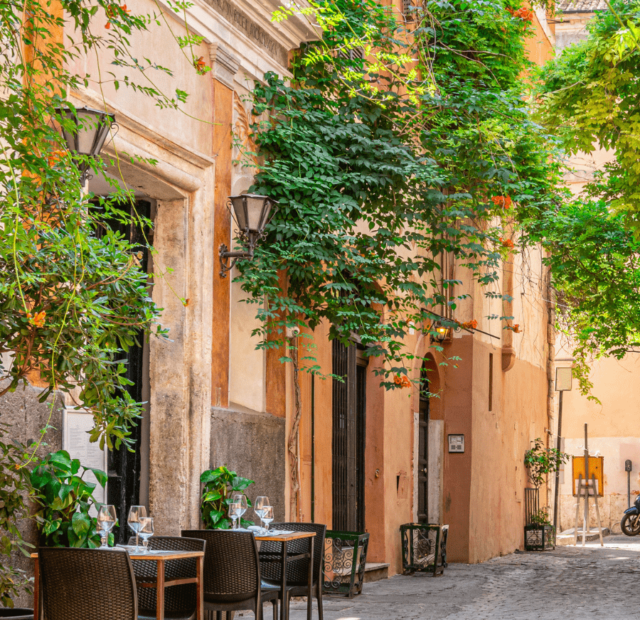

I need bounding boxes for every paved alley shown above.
[286,536,640,620]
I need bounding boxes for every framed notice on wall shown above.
[63,409,108,509]
[448,434,465,453]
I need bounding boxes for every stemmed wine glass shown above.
[128,505,147,552]
[139,517,154,553]
[231,493,248,530]
[254,496,269,534]
[229,502,241,530]
[262,506,274,533]
[97,505,117,548]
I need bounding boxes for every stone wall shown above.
[0,380,64,608]
[210,405,286,524]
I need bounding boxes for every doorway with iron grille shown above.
[418,363,430,523]
[332,340,367,532]
[93,197,152,543]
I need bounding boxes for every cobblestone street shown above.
[287,536,640,620]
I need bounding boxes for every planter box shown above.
[524,524,555,551]
[322,531,370,598]
[400,523,448,576]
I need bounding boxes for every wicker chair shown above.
[260,523,326,620]
[182,530,278,620]
[127,535,206,620]
[38,547,138,620]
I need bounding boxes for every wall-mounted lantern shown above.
[219,193,278,278]
[54,106,116,184]
[430,321,450,344]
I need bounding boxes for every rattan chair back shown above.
[127,535,205,616]
[182,530,260,604]
[39,547,137,620]
[260,522,326,586]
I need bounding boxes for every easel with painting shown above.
[572,424,604,546]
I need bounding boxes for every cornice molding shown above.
[209,42,241,90]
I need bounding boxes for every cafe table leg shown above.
[156,558,165,620]
[196,555,204,620]
[280,541,288,620]
[33,557,39,620]
[307,540,314,620]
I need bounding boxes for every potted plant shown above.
[523,438,568,551]
[30,450,108,548]
[200,466,253,529]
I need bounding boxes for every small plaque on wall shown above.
[448,434,465,453]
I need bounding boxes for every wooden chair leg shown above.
[272,600,278,620]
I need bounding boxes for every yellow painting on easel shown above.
[572,456,604,497]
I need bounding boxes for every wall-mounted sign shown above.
[448,434,465,453]
[63,409,108,510]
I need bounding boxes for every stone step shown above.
[556,527,610,545]
[364,562,389,583]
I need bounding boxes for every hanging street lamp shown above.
[53,106,116,184]
[219,193,278,278]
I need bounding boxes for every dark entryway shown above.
[332,340,367,533]
[95,199,151,543]
[417,363,430,523]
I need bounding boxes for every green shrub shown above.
[200,466,253,529]
[31,450,108,548]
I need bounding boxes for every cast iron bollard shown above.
[400,523,448,576]
[322,530,370,598]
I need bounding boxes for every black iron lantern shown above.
[219,193,278,277]
[430,321,450,344]
[54,106,116,183]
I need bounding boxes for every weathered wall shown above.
[210,404,286,523]
[556,354,640,533]
[0,381,64,607]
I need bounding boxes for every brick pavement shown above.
[284,535,640,620]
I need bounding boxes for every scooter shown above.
[621,494,640,536]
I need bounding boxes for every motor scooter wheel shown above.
[621,513,640,536]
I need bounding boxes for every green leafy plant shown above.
[30,450,108,548]
[529,507,552,527]
[200,466,253,530]
[524,438,569,489]
[0,425,33,607]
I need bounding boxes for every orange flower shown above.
[27,311,46,328]
[500,237,515,249]
[47,149,66,166]
[492,195,513,209]
[194,56,207,74]
[507,6,533,21]
[105,21,111,29]
[394,375,411,388]
[513,323,522,333]
[460,319,478,330]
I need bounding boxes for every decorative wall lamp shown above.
[430,320,451,344]
[53,106,116,184]
[219,193,278,278]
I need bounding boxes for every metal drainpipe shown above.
[311,372,316,523]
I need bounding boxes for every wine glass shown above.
[128,505,147,552]
[97,505,117,548]
[262,506,274,533]
[229,502,241,530]
[254,496,269,533]
[139,517,154,553]
[231,493,248,529]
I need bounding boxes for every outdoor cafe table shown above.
[32,548,205,620]
[255,531,316,620]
